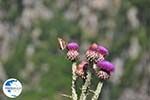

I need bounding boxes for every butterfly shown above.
[57,37,67,50]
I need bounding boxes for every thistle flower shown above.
[96,60,114,80]
[66,42,79,61]
[86,43,99,62]
[75,61,88,78]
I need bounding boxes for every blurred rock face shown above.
[89,0,110,10]
[79,13,98,38]
[128,37,141,60]
[0,23,11,61]
[21,1,53,28]
[111,58,124,84]
[119,84,150,100]
[127,7,140,29]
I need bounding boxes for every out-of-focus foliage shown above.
[0,0,149,100]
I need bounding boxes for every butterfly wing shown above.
[58,37,67,50]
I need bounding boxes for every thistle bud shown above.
[75,61,88,78]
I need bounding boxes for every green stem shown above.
[91,82,103,100]
[79,70,92,100]
[72,62,78,100]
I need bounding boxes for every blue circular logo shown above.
[2,78,22,98]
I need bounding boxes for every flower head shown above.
[66,42,79,61]
[67,42,79,50]
[97,60,114,74]
[86,43,99,62]
[97,45,109,56]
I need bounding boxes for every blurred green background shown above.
[0,0,149,100]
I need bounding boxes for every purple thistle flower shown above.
[86,43,99,62]
[97,60,115,74]
[97,45,109,56]
[67,42,79,50]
